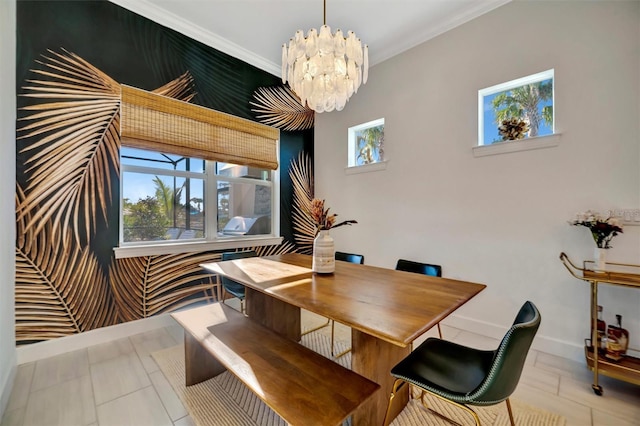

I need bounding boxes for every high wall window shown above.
[348,118,385,167]
[120,147,276,248]
[478,69,554,146]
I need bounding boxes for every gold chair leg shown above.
[383,379,405,426]
[416,389,481,426]
[301,317,330,336]
[505,398,515,426]
[330,320,352,358]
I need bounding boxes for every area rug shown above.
[152,334,565,426]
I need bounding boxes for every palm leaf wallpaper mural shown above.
[16,184,118,344]
[16,0,313,345]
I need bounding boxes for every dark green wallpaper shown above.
[16,0,312,250]
[15,0,313,344]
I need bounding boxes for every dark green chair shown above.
[383,301,541,426]
[395,259,443,338]
[335,251,364,264]
[220,250,257,314]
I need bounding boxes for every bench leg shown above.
[184,332,226,386]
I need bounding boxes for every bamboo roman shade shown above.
[120,85,279,170]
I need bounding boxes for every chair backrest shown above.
[220,250,258,298]
[469,301,541,404]
[395,259,442,277]
[335,251,365,264]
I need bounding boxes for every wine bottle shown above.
[609,314,629,355]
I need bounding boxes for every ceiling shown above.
[111,0,511,77]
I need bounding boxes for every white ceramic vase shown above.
[594,247,607,271]
[312,230,335,274]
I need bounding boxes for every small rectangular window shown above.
[478,69,554,146]
[348,118,385,167]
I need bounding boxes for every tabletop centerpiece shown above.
[569,210,623,270]
[309,198,357,274]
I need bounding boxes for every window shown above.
[348,118,385,168]
[478,70,554,146]
[119,147,278,255]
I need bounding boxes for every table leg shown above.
[184,332,226,386]
[245,287,301,341]
[351,329,410,426]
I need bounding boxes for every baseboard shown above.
[14,309,589,366]
[0,355,17,420]
[16,314,176,365]
[443,313,585,363]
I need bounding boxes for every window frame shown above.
[477,69,557,154]
[115,149,281,259]
[347,118,386,171]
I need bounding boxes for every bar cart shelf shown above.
[559,252,640,395]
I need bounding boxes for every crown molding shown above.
[370,0,512,66]
[108,0,281,77]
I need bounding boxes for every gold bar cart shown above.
[559,252,640,395]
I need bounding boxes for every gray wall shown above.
[315,0,640,361]
[0,0,17,417]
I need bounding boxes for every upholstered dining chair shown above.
[395,259,443,338]
[383,301,541,426]
[302,251,365,357]
[220,250,257,314]
[335,251,365,264]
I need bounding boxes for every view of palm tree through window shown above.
[348,118,385,167]
[121,148,272,243]
[480,70,554,145]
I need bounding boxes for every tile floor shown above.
[2,302,639,426]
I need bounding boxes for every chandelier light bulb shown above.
[281,2,368,113]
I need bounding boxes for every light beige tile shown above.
[0,406,25,426]
[31,348,90,392]
[164,324,184,345]
[450,330,501,350]
[130,328,180,374]
[96,386,173,426]
[23,374,95,426]
[149,370,187,421]
[173,414,196,426]
[5,362,35,412]
[519,363,560,395]
[535,351,593,382]
[593,407,639,426]
[90,352,151,405]
[559,375,640,424]
[87,336,135,364]
[513,382,592,426]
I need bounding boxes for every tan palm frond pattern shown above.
[15,184,118,344]
[250,86,315,131]
[152,71,197,102]
[15,49,304,344]
[289,152,316,254]
[110,252,221,322]
[17,49,121,247]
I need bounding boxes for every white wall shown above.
[316,0,640,362]
[0,0,17,418]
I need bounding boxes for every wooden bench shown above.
[170,303,380,426]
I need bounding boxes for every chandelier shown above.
[281,0,368,113]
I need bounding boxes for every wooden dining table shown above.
[201,253,486,425]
